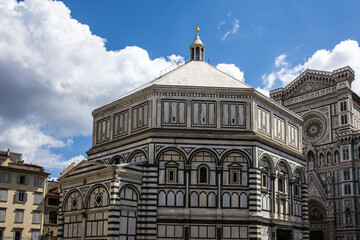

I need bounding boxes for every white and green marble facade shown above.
[271,66,360,240]
[58,32,308,240]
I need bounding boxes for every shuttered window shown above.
[257,106,271,135]
[114,110,129,137]
[273,115,285,142]
[32,230,39,240]
[0,208,5,222]
[32,211,41,224]
[34,192,42,204]
[96,118,111,142]
[34,177,44,187]
[132,102,149,131]
[288,124,299,149]
[15,209,24,223]
[0,189,7,201]
[162,100,186,126]
[15,191,27,203]
[192,101,216,127]
[221,102,245,127]
[17,175,28,185]
[0,172,10,183]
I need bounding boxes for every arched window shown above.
[64,191,82,211]
[342,147,349,161]
[119,186,139,239]
[319,154,324,166]
[259,157,272,190]
[346,208,352,224]
[159,150,184,184]
[198,166,208,184]
[335,151,339,163]
[110,157,122,165]
[129,152,146,163]
[294,169,303,198]
[308,151,315,166]
[87,186,109,208]
[49,211,57,224]
[309,208,323,221]
[224,152,248,186]
[277,161,289,193]
[327,152,332,165]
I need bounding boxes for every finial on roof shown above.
[190,25,205,61]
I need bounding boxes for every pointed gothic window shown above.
[327,152,332,164]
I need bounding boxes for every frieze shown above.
[94,86,254,118]
[284,86,336,107]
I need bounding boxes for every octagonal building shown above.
[58,29,309,240]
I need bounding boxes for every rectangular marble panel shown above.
[171,101,178,123]
[179,102,185,124]
[163,101,170,123]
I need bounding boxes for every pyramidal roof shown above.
[103,27,252,108]
[115,61,251,101]
[154,61,249,88]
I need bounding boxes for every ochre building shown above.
[0,150,49,240]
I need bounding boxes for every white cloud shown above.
[0,0,182,170]
[222,31,231,41]
[217,21,225,30]
[167,54,185,65]
[255,73,276,97]
[260,40,360,96]
[221,18,239,41]
[275,54,288,67]
[218,14,240,41]
[62,155,86,167]
[216,63,245,81]
[256,87,270,97]
[232,19,240,34]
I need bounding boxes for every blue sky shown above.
[0,0,360,178]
